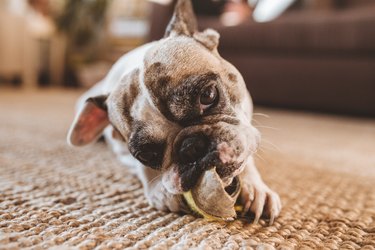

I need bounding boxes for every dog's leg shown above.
[240,157,281,224]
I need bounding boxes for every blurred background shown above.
[0,0,374,117]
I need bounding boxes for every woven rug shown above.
[0,89,374,249]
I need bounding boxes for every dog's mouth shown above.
[172,135,247,192]
[220,162,246,187]
[162,158,246,195]
[177,155,245,192]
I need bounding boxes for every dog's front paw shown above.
[145,182,185,213]
[240,180,281,224]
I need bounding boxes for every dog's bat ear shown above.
[194,29,220,51]
[165,0,198,37]
[67,95,109,147]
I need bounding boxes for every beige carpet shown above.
[0,89,374,249]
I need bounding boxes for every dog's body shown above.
[68,0,281,223]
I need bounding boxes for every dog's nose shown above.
[178,135,209,163]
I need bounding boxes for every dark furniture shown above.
[147,0,375,117]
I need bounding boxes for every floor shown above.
[0,89,374,249]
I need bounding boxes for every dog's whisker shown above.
[261,139,282,152]
[147,174,162,186]
[251,118,262,126]
[251,118,280,132]
[253,112,270,118]
[254,125,281,131]
[257,147,266,153]
[254,152,268,164]
[259,144,277,153]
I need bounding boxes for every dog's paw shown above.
[240,180,281,224]
[145,183,185,213]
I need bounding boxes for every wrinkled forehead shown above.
[144,36,221,80]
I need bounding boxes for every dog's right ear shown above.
[67,95,109,147]
[165,0,198,37]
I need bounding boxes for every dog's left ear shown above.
[165,0,198,37]
[67,95,109,147]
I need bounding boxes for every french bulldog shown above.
[67,0,281,223]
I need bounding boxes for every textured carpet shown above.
[0,89,374,249]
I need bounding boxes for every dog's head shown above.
[67,0,260,194]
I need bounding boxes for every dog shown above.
[67,0,281,223]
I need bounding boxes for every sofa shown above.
[147,0,375,117]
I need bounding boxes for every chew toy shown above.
[183,168,241,221]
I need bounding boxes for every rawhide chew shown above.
[183,168,241,221]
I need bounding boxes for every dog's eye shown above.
[132,143,164,169]
[200,85,218,109]
[136,151,160,167]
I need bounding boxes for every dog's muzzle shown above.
[170,125,246,192]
